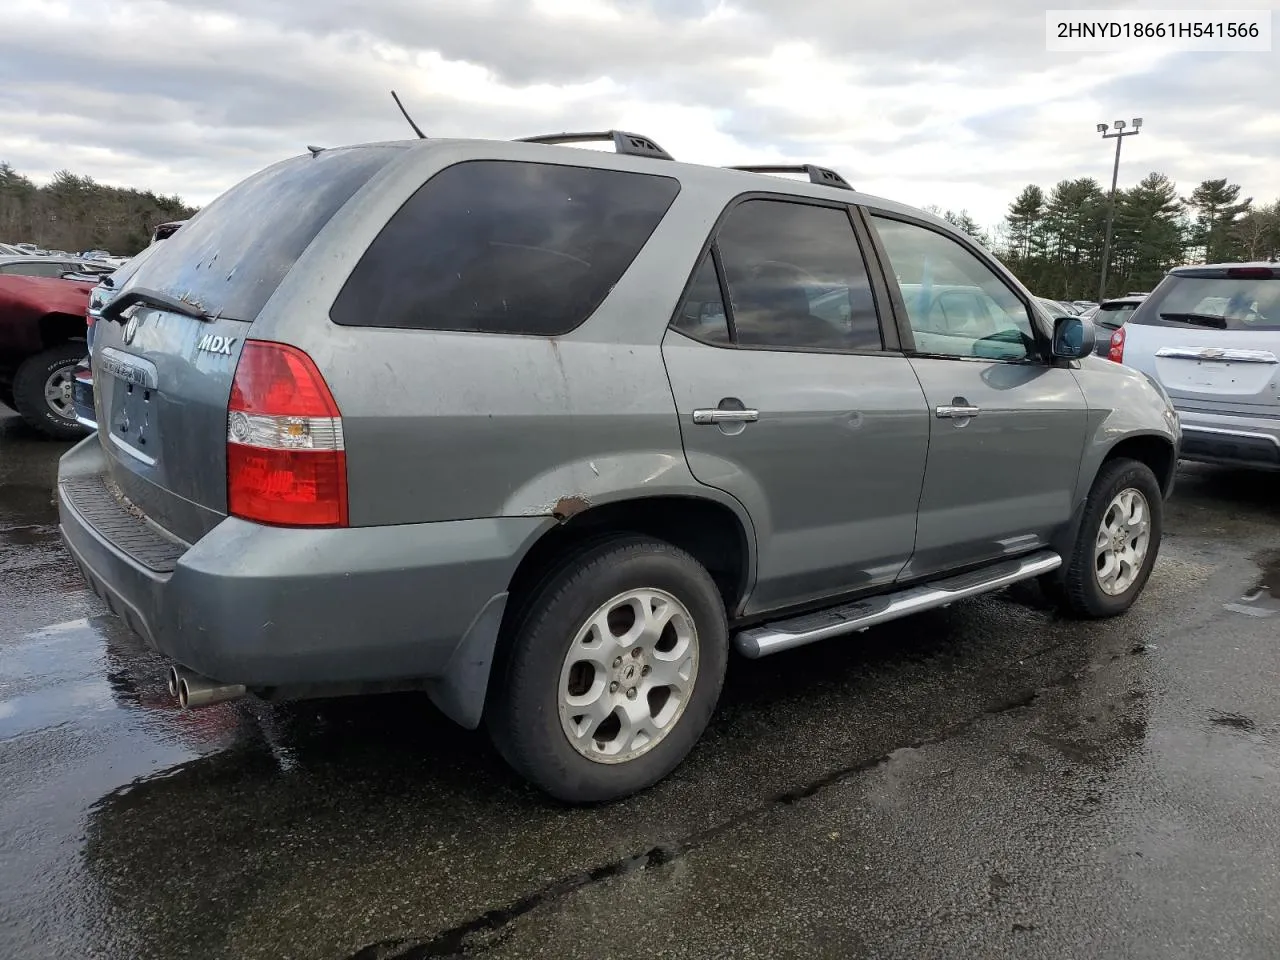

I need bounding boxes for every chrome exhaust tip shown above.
[169,666,247,709]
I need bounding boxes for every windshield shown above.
[122,145,402,321]
[1134,274,1280,331]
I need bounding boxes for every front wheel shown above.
[488,537,728,803]
[1047,458,1163,618]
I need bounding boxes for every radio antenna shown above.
[390,90,427,139]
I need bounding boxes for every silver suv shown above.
[57,132,1179,802]
[1107,263,1279,471]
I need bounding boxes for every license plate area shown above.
[1181,360,1236,389]
[100,347,161,466]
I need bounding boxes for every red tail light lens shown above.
[227,340,348,527]
[1107,326,1126,363]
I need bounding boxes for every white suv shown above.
[1109,263,1279,471]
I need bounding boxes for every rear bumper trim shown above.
[56,437,547,697]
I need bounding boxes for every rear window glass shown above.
[122,146,401,321]
[330,160,681,336]
[1096,302,1140,326]
[1134,274,1280,331]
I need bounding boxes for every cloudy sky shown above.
[2,0,1276,230]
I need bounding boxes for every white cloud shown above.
[0,0,1277,234]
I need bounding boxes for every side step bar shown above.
[735,550,1061,659]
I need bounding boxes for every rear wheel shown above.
[1047,458,1163,618]
[488,536,728,803]
[12,344,89,440]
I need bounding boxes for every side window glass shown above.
[331,160,680,336]
[672,253,730,344]
[716,199,883,352]
[872,216,1036,361]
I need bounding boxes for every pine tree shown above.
[1006,185,1046,260]
[1114,172,1185,290]
[1183,179,1251,263]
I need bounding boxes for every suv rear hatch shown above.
[91,145,402,544]
[1118,266,1280,416]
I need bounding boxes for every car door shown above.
[663,196,930,615]
[866,211,1089,580]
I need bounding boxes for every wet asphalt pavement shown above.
[2,402,1279,960]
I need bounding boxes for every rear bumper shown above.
[1175,407,1280,470]
[57,437,549,724]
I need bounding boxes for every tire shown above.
[12,344,90,440]
[488,536,729,804]
[1047,458,1163,619]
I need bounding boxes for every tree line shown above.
[931,174,1280,302]
[0,163,198,257]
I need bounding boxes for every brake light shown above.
[1226,267,1275,280]
[226,340,348,527]
[1108,326,1126,363]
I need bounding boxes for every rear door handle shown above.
[936,404,980,419]
[693,408,760,425]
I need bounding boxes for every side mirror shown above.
[1052,315,1096,360]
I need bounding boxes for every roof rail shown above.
[728,164,853,190]
[516,130,674,161]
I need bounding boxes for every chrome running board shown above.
[735,550,1062,659]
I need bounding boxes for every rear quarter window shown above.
[330,160,681,336]
[122,146,401,322]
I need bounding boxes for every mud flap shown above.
[427,592,508,729]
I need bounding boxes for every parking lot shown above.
[2,401,1278,960]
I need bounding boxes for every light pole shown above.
[1096,117,1142,303]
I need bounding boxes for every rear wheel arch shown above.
[502,495,755,628]
[38,312,88,349]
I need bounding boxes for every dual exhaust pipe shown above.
[167,665,246,709]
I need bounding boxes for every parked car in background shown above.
[0,268,95,435]
[150,220,186,244]
[1106,263,1278,469]
[1037,296,1080,317]
[0,243,30,257]
[1090,295,1148,356]
[0,255,108,279]
[59,133,1178,802]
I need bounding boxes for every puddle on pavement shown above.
[0,524,56,547]
[1223,554,1280,619]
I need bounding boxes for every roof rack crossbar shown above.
[728,164,853,190]
[516,130,674,161]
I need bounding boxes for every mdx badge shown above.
[197,334,237,356]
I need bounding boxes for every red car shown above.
[0,269,96,438]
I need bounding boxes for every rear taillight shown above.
[1108,326,1126,363]
[226,340,348,527]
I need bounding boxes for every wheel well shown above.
[504,496,751,621]
[1104,435,1176,496]
[39,313,87,350]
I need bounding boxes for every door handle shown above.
[936,404,980,419]
[693,408,760,425]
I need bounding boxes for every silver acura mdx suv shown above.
[58,131,1180,802]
